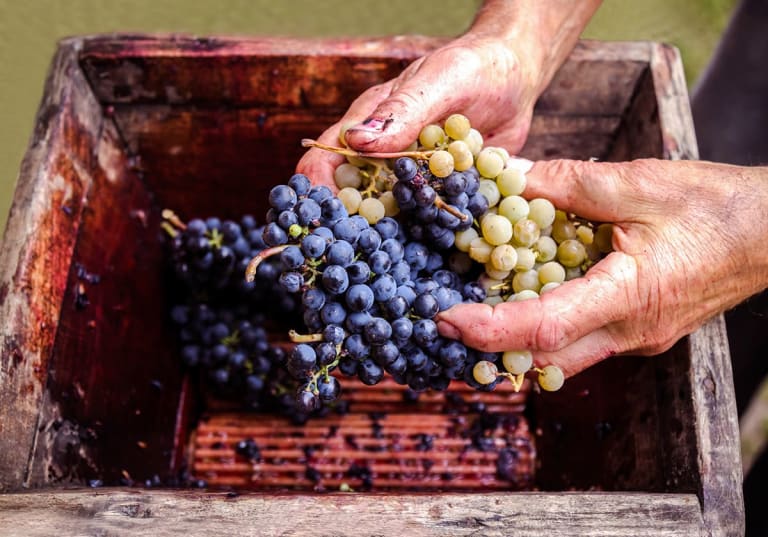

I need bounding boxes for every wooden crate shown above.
[0,35,743,536]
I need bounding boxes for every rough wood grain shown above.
[0,488,704,537]
[650,43,743,537]
[0,41,98,492]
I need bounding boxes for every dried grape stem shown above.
[289,330,324,343]
[161,208,187,230]
[434,197,469,221]
[245,245,290,283]
[302,138,433,160]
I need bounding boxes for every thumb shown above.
[524,159,640,223]
[343,56,465,153]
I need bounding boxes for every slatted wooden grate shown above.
[191,377,535,491]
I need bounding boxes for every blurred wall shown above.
[0,0,735,231]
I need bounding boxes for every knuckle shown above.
[533,315,570,352]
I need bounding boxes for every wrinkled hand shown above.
[296,36,540,188]
[436,159,768,377]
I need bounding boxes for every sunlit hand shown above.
[437,159,768,377]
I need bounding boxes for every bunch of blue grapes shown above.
[164,211,333,419]
[250,174,494,414]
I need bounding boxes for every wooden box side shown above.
[0,41,99,491]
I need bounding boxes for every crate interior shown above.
[28,37,698,495]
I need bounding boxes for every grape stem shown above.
[498,372,526,393]
[245,245,291,282]
[302,138,434,160]
[288,330,324,343]
[161,209,187,230]
[434,196,469,222]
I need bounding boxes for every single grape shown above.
[481,214,513,246]
[502,350,533,375]
[538,365,565,391]
[496,167,527,197]
[444,113,471,140]
[359,197,386,224]
[538,261,566,284]
[338,187,363,214]
[528,198,556,229]
[498,195,529,224]
[557,239,587,268]
[334,163,363,189]
[477,179,501,208]
[476,148,505,178]
[472,360,499,385]
[429,150,455,178]
[418,124,447,149]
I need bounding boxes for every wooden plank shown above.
[649,43,743,537]
[23,116,184,489]
[79,36,648,117]
[0,41,100,491]
[0,489,704,537]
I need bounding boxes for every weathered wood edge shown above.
[0,488,704,537]
[73,33,653,61]
[650,43,744,537]
[0,38,101,491]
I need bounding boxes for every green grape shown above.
[496,167,527,197]
[538,365,565,392]
[514,247,536,271]
[478,179,501,208]
[473,361,499,385]
[576,224,594,245]
[378,191,399,217]
[540,281,561,294]
[455,227,479,252]
[476,147,505,178]
[484,264,511,281]
[595,223,613,253]
[429,150,455,178]
[565,266,583,281]
[359,197,386,224]
[481,214,513,246]
[528,198,556,229]
[478,274,504,297]
[498,195,529,223]
[334,162,363,189]
[447,140,474,171]
[512,289,539,301]
[489,146,510,163]
[512,269,541,293]
[538,261,566,284]
[338,187,362,214]
[469,236,494,263]
[557,239,587,267]
[551,219,577,243]
[484,295,504,306]
[419,124,447,149]
[513,218,541,248]
[444,113,471,140]
[502,350,533,375]
[533,236,558,262]
[463,128,484,156]
[490,244,518,272]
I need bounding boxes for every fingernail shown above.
[436,320,460,340]
[350,116,388,133]
[506,157,534,174]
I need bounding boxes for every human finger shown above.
[436,251,639,353]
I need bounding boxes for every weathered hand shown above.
[296,36,539,188]
[436,159,768,377]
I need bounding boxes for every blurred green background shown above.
[0,0,736,231]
